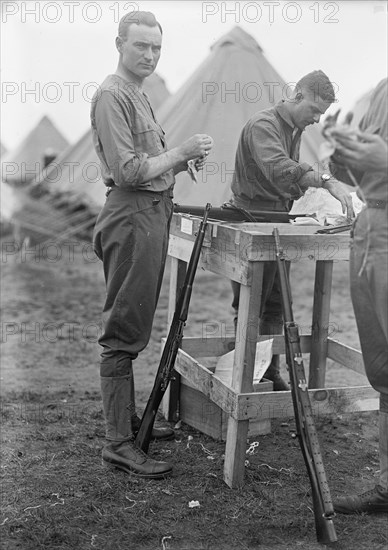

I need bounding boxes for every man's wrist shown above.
[320,173,332,189]
[170,145,187,165]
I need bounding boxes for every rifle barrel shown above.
[273,227,337,545]
[174,204,301,224]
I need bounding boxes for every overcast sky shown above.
[1,0,387,151]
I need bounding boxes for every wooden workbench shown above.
[163,213,379,488]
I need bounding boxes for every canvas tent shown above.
[2,115,69,185]
[157,26,325,207]
[31,73,170,213]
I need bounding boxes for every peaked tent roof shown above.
[157,26,325,206]
[142,72,171,110]
[31,72,171,213]
[2,115,69,185]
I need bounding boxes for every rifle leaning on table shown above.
[174,202,305,224]
[135,204,212,454]
[273,227,337,545]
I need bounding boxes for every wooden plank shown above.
[168,234,193,264]
[236,385,379,420]
[180,376,272,441]
[169,232,350,288]
[243,232,351,262]
[170,217,352,264]
[174,349,239,416]
[232,262,264,392]
[218,222,351,262]
[224,262,264,488]
[309,261,333,388]
[180,383,224,440]
[169,233,251,284]
[175,349,377,421]
[181,336,236,357]
[224,419,250,488]
[180,335,312,358]
[327,338,365,376]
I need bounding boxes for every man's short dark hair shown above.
[118,11,162,40]
[295,70,336,103]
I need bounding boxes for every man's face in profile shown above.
[293,91,331,130]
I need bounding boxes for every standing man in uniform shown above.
[91,11,213,479]
[330,78,388,513]
[230,70,354,391]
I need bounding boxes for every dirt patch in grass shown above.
[1,238,386,550]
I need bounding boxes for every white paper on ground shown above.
[215,338,273,388]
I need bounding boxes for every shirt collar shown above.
[275,100,296,131]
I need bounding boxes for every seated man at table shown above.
[230,70,354,391]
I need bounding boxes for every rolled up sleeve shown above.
[248,120,313,199]
[94,90,150,188]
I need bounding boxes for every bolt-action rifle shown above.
[174,202,306,224]
[135,204,212,453]
[273,227,337,545]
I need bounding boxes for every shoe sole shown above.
[102,459,173,479]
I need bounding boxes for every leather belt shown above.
[365,199,387,209]
[142,189,174,199]
[106,186,174,199]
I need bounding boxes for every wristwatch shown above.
[321,173,332,187]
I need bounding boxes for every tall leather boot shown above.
[334,394,388,514]
[128,372,174,441]
[100,374,172,479]
[260,319,289,391]
[262,355,290,391]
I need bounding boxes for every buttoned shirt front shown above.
[231,100,314,203]
[91,74,174,192]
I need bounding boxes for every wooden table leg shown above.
[309,260,333,388]
[224,262,264,488]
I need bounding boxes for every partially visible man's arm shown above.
[331,130,388,173]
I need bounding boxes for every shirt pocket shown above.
[132,114,164,157]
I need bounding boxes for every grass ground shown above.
[1,234,386,550]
